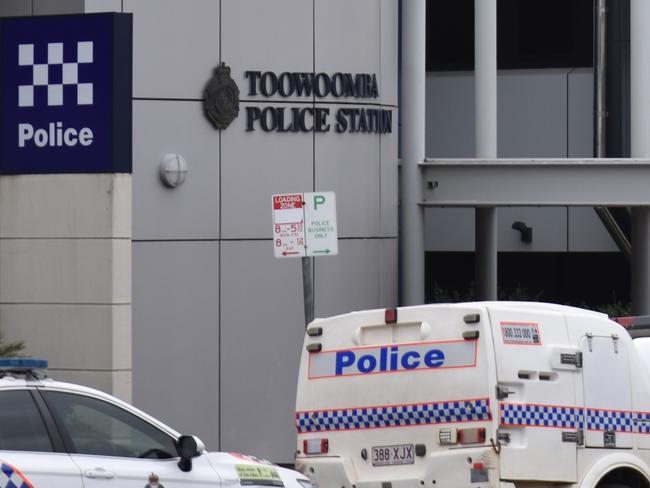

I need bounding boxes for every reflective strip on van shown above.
[500,402,641,433]
[296,398,491,433]
[499,403,582,429]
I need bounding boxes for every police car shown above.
[0,358,315,488]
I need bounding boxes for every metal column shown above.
[400,0,426,305]
[631,0,650,314]
[632,210,650,314]
[475,0,498,300]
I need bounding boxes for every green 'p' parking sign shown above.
[304,192,338,256]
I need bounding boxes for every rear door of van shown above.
[296,304,494,485]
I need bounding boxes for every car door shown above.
[0,389,84,488]
[40,390,221,488]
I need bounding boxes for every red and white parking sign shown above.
[272,194,306,258]
[272,192,338,259]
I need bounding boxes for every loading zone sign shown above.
[272,192,338,258]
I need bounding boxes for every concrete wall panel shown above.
[220,240,304,462]
[314,238,380,318]
[380,0,398,107]
[33,0,83,15]
[132,100,219,240]
[569,207,618,252]
[314,0,380,102]
[425,207,568,252]
[380,238,398,307]
[498,207,567,252]
[568,68,594,158]
[498,70,568,158]
[222,0,313,103]
[380,130,398,237]
[133,241,220,449]
[0,0,31,16]
[220,104,313,239]
[426,205,620,253]
[1,304,130,371]
[425,208,474,252]
[84,0,121,12]
[425,72,475,158]
[0,238,130,304]
[315,105,381,238]
[0,174,130,239]
[427,70,572,159]
[124,0,219,99]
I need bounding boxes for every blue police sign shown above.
[0,13,132,174]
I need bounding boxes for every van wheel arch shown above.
[596,467,650,488]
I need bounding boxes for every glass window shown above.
[426,0,593,71]
[0,390,53,452]
[43,391,177,459]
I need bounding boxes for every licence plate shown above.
[371,444,415,467]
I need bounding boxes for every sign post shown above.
[272,191,338,326]
[301,256,314,325]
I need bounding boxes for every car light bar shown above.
[0,358,48,371]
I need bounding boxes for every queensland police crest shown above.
[203,62,240,130]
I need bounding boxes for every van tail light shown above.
[458,427,486,444]
[385,308,398,324]
[303,438,329,455]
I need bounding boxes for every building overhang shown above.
[420,159,650,207]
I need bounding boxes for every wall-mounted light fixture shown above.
[159,154,188,188]
[512,221,533,243]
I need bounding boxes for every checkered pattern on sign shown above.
[295,399,491,433]
[18,41,93,107]
[0,463,32,488]
[587,408,635,433]
[500,403,582,429]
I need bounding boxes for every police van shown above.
[0,358,314,488]
[295,302,650,488]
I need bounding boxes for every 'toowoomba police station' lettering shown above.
[308,341,477,379]
[244,71,392,134]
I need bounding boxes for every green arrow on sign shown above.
[313,249,331,255]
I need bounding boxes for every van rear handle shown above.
[496,385,515,399]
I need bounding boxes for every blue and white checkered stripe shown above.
[500,403,642,433]
[500,403,582,429]
[587,409,635,433]
[635,412,650,434]
[0,462,32,488]
[296,398,491,433]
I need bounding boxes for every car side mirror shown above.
[177,435,203,472]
